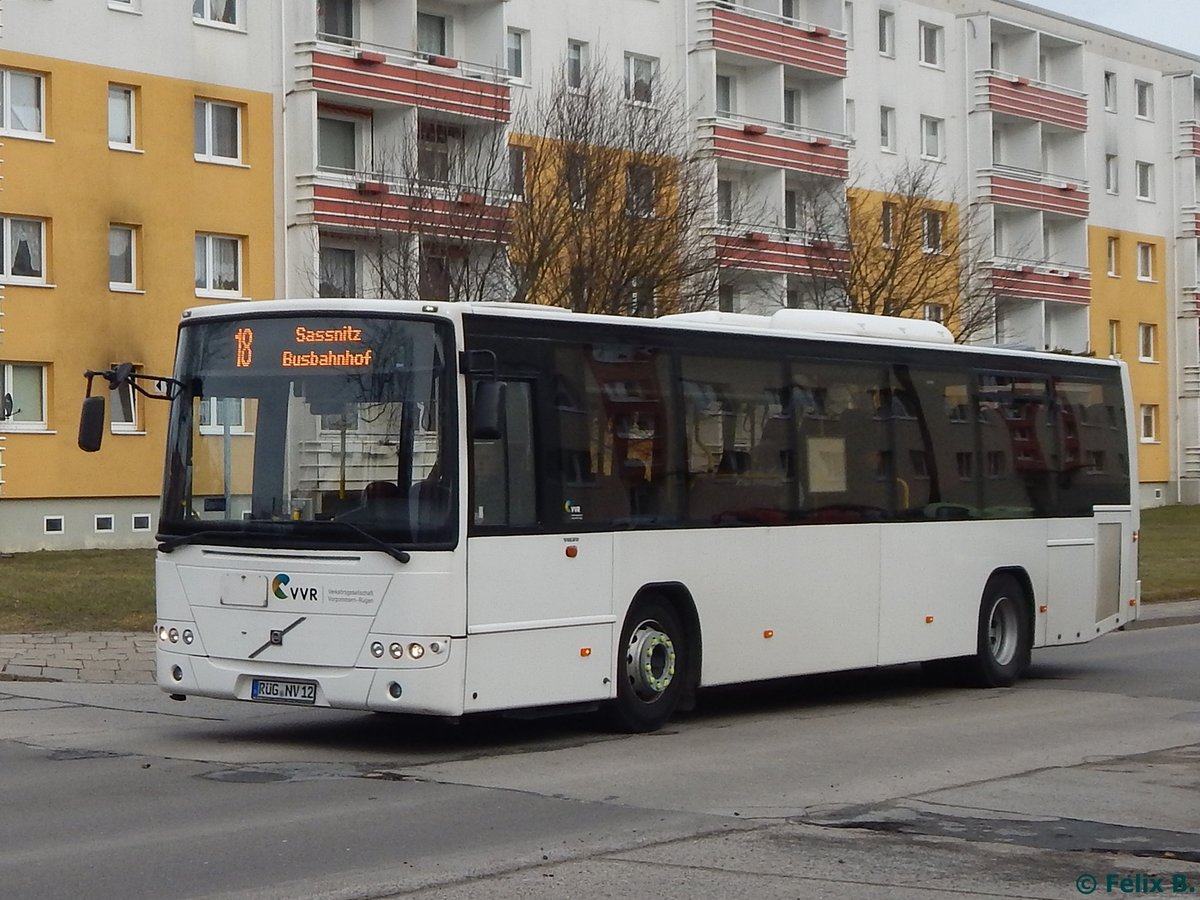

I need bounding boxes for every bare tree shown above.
[508,59,721,315]
[788,161,1003,342]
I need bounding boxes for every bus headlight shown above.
[182,629,195,645]
[370,641,385,658]
[168,628,180,643]
[407,643,425,660]
[389,643,403,659]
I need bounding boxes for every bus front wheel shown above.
[966,573,1031,687]
[605,596,687,733]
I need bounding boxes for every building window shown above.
[1106,236,1119,276]
[318,115,357,171]
[1104,154,1118,194]
[109,225,137,290]
[192,0,239,28]
[108,84,136,149]
[783,87,801,128]
[1135,161,1154,200]
[923,303,946,323]
[566,152,587,208]
[784,190,798,231]
[782,0,797,19]
[629,277,656,318]
[920,115,943,160]
[194,233,242,296]
[716,75,734,116]
[94,515,116,533]
[132,513,152,531]
[716,179,733,224]
[318,245,356,298]
[566,40,587,90]
[509,145,526,199]
[0,362,47,431]
[1103,71,1117,111]
[110,363,139,433]
[417,121,460,184]
[199,397,246,435]
[1135,80,1154,119]
[1137,242,1154,281]
[1140,404,1159,443]
[1,216,45,284]
[624,54,657,104]
[845,98,855,137]
[506,29,527,81]
[1107,320,1121,357]
[319,0,354,42]
[922,210,943,253]
[718,284,735,312]
[878,10,894,57]
[43,516,65,535]
[880,105,895,152]
[881,201,896,247]
[109,0,140,12]
[194,98,241,164]
[417,12,448,57]
[918,22,942,67]
[1138,322,1158,360]
[626,164,656,218]
[1,68,44,137]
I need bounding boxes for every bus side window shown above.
[471,381,537,529]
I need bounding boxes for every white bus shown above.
[81,299,1139,731]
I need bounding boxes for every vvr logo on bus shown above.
[270,573,322,603]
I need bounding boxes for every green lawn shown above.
[0,506,1195,633]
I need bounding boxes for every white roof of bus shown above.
[181,298,1121,369]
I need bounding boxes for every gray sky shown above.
[1024,0,1200,57]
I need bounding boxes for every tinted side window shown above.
[1053,375,1131,512]
[976,374,1056,517]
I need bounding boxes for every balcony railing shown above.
[1180,288,1200,317]
[1181,206,1200,237]
[974,70,1087,131]
[979,165,1089,217]
[1183,365,1200,397]
[300,170,512,242]
[713,222,848,277]
[990,256,1091,304]
[699,0,847,77]
[1179,120,1200,157]
[296,37,511,122]
[707,115,850,180]
[1184,446,1200,479]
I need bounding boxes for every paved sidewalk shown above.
[0,600,1197,685]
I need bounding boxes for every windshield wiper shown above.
[303,520,412,564]
[158,530,248,553]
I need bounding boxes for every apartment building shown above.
[1,0,1197,551]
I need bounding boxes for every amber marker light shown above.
[925,616,935,624]
[762,629,774,639]
[580,648,591,657]
[1129,598,1138,607]
[1039,605,1048,614]
[565,545,578,558]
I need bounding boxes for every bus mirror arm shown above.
[79,365,185,452]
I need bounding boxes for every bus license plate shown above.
[251,678,317,705]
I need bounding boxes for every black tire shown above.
[962,573,1031,687]
[604,595,688,733]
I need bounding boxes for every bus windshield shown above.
[159,314,456,549]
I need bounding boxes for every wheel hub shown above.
[626,621,677,701]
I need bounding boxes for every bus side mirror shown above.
[472,381,505,441]
[79,395,106,452]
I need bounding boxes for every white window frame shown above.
[417,12,450,57]
[1138,322,1158,361]
[1139,404,1159,443]
[878,10,895,57]
[1107,320,1121,357]
[94,514,116,534]
[317,113,360,172]
[318,242,358,298]
[1136,242,1154,281]
[1103,71,1117,112]
[509,145,527,200]
[194,98,242,165]
[43,516,65,536]
[880,105,895,152]
[506,28,528,82]
[1135,80,1154,120]
[132,513,153,532]
[1,216,47,285]
[783,87,801,128]
[918,22,943,68]
[845,98,855,138]
[715,75,735,116]
[923,303,946,323]
[194,232,243,298]
[566,40,587,90]
[109,0,141,12]
[1135,161,1154,201]
[109,362,140,434]
[1,68,45,138]
[198,396,247,435]
[920,115,943,161]
[1104,154,1118,195]
[0,362,48,432]
[192,0,241,30]
[716,179,733,225]
[108,84,136,150]
[625,163,657,218]
[922,209,943,254]
[624,53,658,105]
[109,224,138,291]
[881,201,896,247]
[1106,236,1119,277]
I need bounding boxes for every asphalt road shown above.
[2,623,1198,899]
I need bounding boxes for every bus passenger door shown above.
[464,378,615,713]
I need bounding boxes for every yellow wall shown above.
[1088,226,1169,484]
[0,51,274,500]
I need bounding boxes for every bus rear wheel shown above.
[605,596,687,733]
[965,573,1031,687]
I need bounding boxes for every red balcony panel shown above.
[715,233,848,278]
[1182,122,1200,157]
[991,266,1091,304]
[983,76,1087,131]
[714,124,848,179]
[983,173,1089,217]
[313,183,512,242]
[309,50,510,122]
[1183,210,1200,237]
[711,8,847,77]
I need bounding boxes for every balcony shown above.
[991,257,1090,304]
[1181,207,1200,237]
[296,38,511,122]
[708,116,849,180]
[714,223,848,278]
[1183,365,1200,398]
[975,71,1087,131]
[979,165,1089,217]
[300,171,512,242]
[1179,120,1200,157]
[1180,288,1200,317]
[700,1,847,77]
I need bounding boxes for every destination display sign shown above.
[227,321,380,372]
